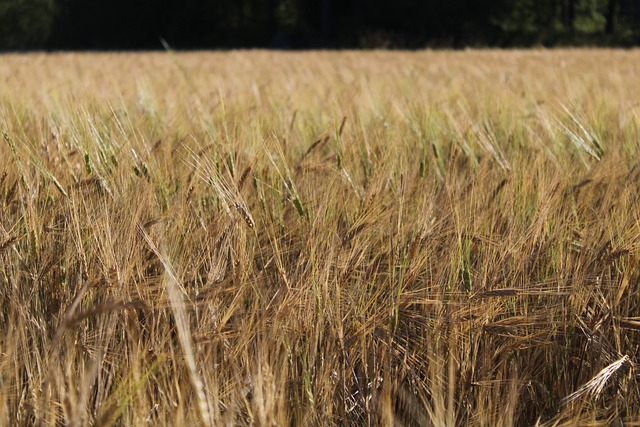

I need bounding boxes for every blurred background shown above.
[0,0,639,50]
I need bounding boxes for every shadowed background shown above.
[1,0,639,50]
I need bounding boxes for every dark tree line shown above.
[1,0,639,50]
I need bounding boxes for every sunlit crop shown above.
[1,49,640,426]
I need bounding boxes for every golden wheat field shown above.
[1,49,640,426]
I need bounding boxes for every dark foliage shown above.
[1,0,639,51]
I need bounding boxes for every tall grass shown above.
[1,49,640,425]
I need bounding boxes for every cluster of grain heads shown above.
[0,50,639,426]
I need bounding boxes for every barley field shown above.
[1,50,640,426]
